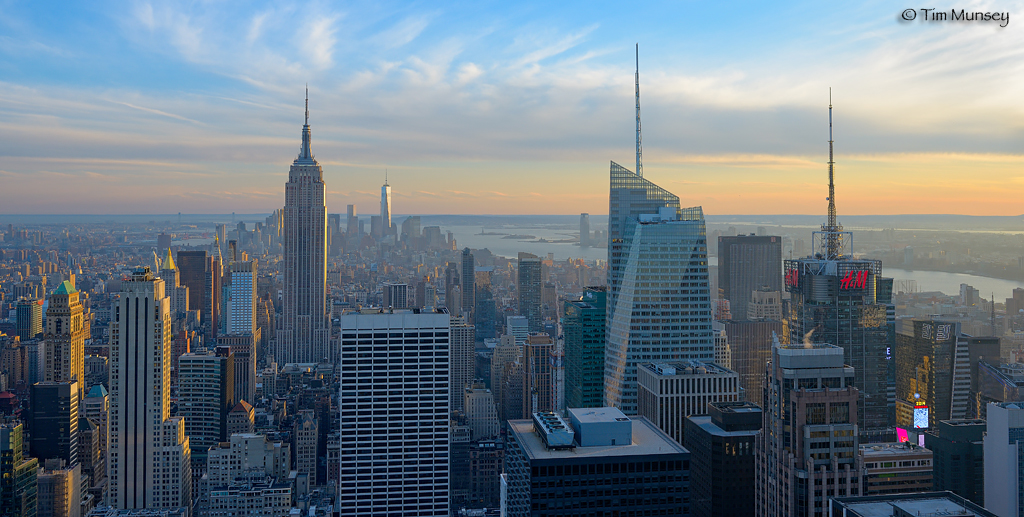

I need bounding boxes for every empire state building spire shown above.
[299,85,312,161]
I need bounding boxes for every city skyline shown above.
[2,1,1023,215]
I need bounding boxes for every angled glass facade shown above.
[604,191,713,413]
[607,161,680,315]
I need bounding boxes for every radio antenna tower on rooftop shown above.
[822,88,844,259]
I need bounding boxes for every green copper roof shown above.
[52,280,77,295]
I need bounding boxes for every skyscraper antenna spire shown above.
[822,87,843,259]
[299,86,312,160]
[635,43,643,177]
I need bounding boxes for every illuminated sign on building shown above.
[913,406,929,429]
[785,269,798,288]
[840,270,868,290]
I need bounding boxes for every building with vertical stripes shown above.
[637,361,740,447]
[108,267,191,512]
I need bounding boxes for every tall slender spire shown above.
[635,43,643,177]
[822,88,843,259]
[299,86,312,160]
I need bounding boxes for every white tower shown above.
[108,267,191,511]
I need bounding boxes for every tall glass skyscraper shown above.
[605,163,713,414]
[276,93,329,364]
[563,286,606,409]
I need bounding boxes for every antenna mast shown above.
[823,88,843,259]
[635,43,643,177]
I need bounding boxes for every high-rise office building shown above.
[450,317,475,413]
[108,268,191,511]
[505,316,529,346]
[490,335,520,420]
[82,385,109,464]
[562,287,606,409]
[16,297,43,340]
[522,334,554,416]
[896,321,1000,429]
[784,100,893,437]
[604,202,713,414]
[36,462,80,517]
[218,334,255,405]
[293,410,318,486]
[44,281,85,399]
[277,92,329,365]
[177,348,233,458]
[78,416,104,497]
[517,253,542,333]
[176,250,209,322]
[159,248,189,317]
[382,283,408,310]
[717,235,782,319]
[637,361,740,447]
[755,341,862,517]
[346,204,358,237]
[923,419,985,506]
[724,319,783,406]
[223,261,256,336]
[464,381,499,441]
[1,422,39,517]
[579,213,590,247]
[461,248,475,319]
[29,381,79,466]
[338,309,450,516]
[157,233,172,256]
[380,175,392,237]
[984,401,1024,517]
[504,408,690,517]
[685,401,762,517]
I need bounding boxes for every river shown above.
[882,268,1024,300]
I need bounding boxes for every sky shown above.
[1,0,1023,216]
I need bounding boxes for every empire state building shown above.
[276,91,329,364]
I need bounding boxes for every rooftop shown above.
[640,361,735,377]
[860,442,932,458]
[831,492,994,517]
[687,414,761,438]
[508,416,685,461]
[567,407,630,425]
[52,280,77,295]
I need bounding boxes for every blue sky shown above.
[2,0,1023,214]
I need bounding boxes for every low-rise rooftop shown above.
[508,416,685,461]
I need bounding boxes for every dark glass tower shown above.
[563,287,606,409]
[784,98,893,437]
[717,235,782,319]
